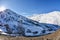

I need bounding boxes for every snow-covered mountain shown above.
[0,9,60,37]
[29,11,60,25]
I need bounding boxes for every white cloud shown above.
[28,11,60,25]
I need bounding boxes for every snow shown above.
[24,25,43,36]
[0,9,60,37]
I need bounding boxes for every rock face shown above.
[0,9,60,37]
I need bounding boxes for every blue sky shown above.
[0,0,60,16]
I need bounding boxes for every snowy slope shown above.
[29,11,60,25]
[0,9,60,37]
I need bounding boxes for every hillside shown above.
[0,29,60,40]
[0,9,60,37]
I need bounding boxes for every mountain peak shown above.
[0,9,13,12]
[0,9,17,16]
[0,9,10,13]
[3,9,13,13]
